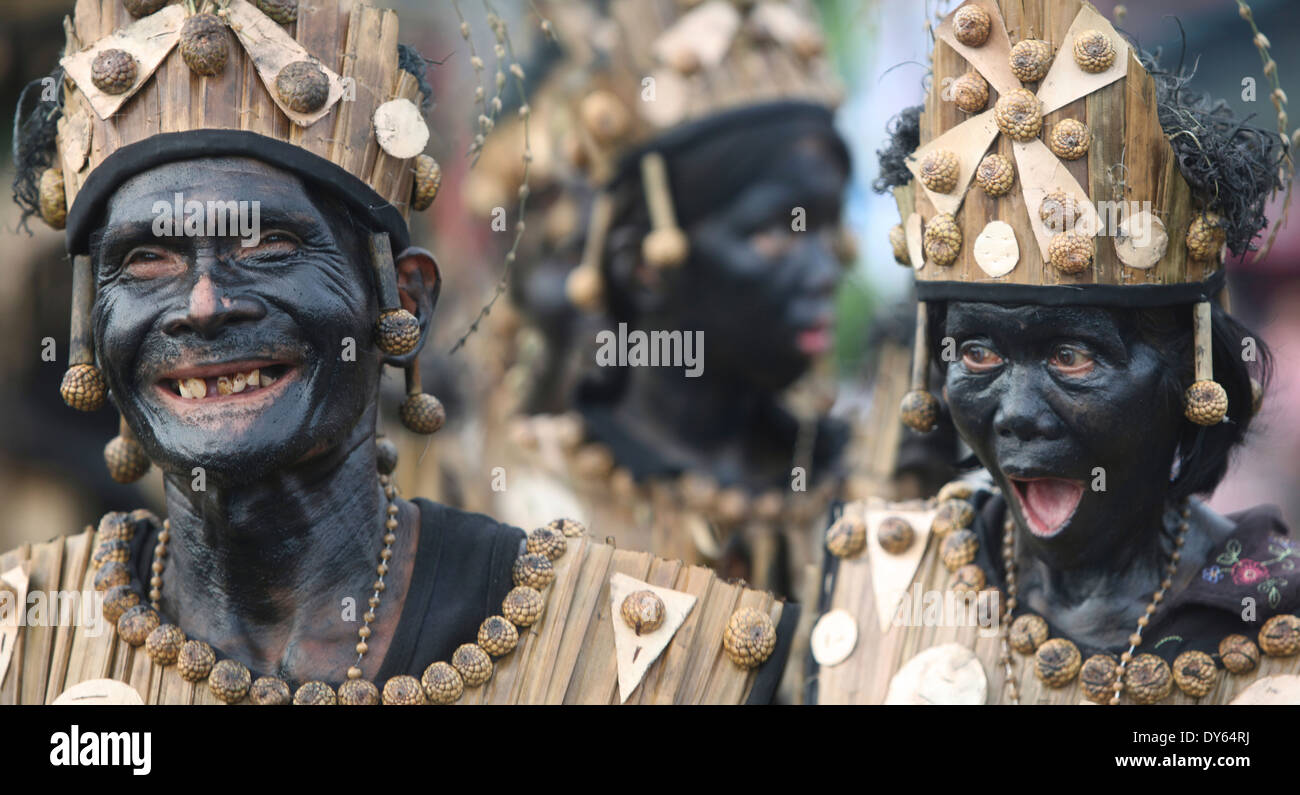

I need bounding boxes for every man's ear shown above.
[386,246,440,365]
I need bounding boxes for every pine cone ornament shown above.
[889,223,910,265]
[420,662,464,704]
[1124,653,1173,704]
[994,88,1042,141]
[825,516,867,558]
[123,0,168,17]
[103,585,141,624]
[502,586,545,627]
[337,679,380,705]
[477,615,520,657]
[1184,380,1228,425]
[375,308,420,355]
[250,677,292,705]
[940,529,979,571]
[512,553,555,589]
[91,49,138,95]
[1048,232,1092,275]
[275,61,330,114]
[923,212,962,266]
[410,154,442,211]
[1073,30,1116,73]
[722,607,777,669]
[1259,614,1300,657]
[526,526,567,560]
[900,389,940,433]
[94,561,132,592]
[179,13,230,77]
[1172,650,1218,697]
[1079,654,1120,703]
[546,517,587,538]
[208,659,251,704]
[61,364,107,411]
[178,640,216,682]
[117,605,160,646]
[1034,637,1082,687]
[381,676,425,705]
[293,681,337,705]
[919,149,960,193]
[1009,39,1053,82]
[1185,213,1226,261]
[451,644,493,687]
[93,539,131,569]
[104,434,150,484]
[1039,191,1082,231]
[952,71,989,113]
[254,0,298,24]
[952,5,991,47]
[399,392,445,434]
[39,168,67,229]
[931,499,975,537]
[1219,634,1260,674]
[145,624,185,666]
[877,517,915,554]
[1009,614,1049,654]
[643,228,689,269]
[1048,119,1091,160]
[621,590,666,635]
[948,564,986,592]
[975,154,1014,197]
[937,481,974,503]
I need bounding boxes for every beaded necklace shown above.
[94,472,579,705]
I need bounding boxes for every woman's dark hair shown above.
[926,298,1270,503]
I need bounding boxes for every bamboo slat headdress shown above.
[888,0,1290,433]
[17,0,451,482]
[539,0,843,311]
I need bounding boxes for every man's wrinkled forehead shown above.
[101,156,326,235]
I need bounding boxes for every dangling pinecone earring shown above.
[400,358,445,435]
[1184,300,1228,425]
[61,254,107,411]
[369,232,420,356]
[900,301,940,433]
[105,414,150,483]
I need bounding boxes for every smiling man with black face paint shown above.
[807,0,1300,705]
[2,0,796,706]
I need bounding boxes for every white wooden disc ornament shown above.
[973,220,1019,277]
[373,99,431,159]
[884,643,987,705]
[1229,675,1300,705]
[810,608,858,667]
[52,678,146,705]
[1114,210,1168,270]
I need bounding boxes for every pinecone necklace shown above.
[995,499,1189,704]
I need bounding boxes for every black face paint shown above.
[657,133,847,390]
[92,157,381,487]
[942,302,1183,570]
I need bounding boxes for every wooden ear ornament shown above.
[899,301,939,433]
[639,152,688,270]
[61,255,107,412]
[1184,300,1228,426]
[369,232,421,357]
[105,414,150,484]
[399,358,445,435]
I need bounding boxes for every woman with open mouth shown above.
[807,0,1300,705]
